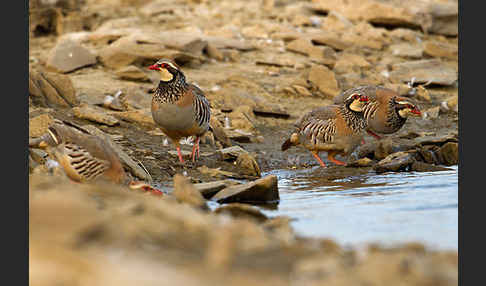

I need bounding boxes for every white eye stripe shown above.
[397,101,412,105]
[158,61,178,70]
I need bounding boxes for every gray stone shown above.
[411,161,451,172]
[211,175,279,204]
[389,59,457,86]
[114,65,150,82]
[308,64,340,98]
[72,104,120,126]
[218,146,249,161]
[46,38,97,73]
[373,152,416,173]
[193,180,241,199]
[435,142,458,166]
[29,70,79,108]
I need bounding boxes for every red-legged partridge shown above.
[29,122,163,195]
[281,91,370,167]
[334,86,421,140]
[149,59,211,163]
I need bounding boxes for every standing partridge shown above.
[29,122,163,195]
[281,91,370,167]
[148,59,211,163]
[333,86,421,140]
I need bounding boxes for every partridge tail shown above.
[281,132,299,151]
[281,138,292,151]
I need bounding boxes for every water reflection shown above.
[262,166,458,250]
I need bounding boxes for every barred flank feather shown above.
[64,142,110,181]
[194,92,211,129]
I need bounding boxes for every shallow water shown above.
[262,166,458,251]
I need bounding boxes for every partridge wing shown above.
[63,142,111,181]
[188,84,211,130]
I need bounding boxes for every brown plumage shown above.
[333,86,421,140]
[29,122,163,195]
[281,92,370,167]
[149,59,211,163]
[29,122,128,184]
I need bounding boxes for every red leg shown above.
[311,151,327,167]
[191,137,200,162]
[367,130,382,140]
[328,152,346,166]
[361,139,366,145]
[176,146,185,163]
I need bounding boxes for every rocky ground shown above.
[29,0,458,285]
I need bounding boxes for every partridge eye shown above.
[352,94,360,99]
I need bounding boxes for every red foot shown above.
[176,146,185,163]
[191,137,200,162]
[367,130,382,140]
[129,182,164,196]
[311,152,327,168]
[328,153,347,166]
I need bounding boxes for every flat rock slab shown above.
[218,146,249,161]
[133,31,255,52]
[193,180,241,199]
[224,129,254,143]
[414,133,458,146]
[29,70,79,108]
[423,41,458,60]
[389,59,457,86]
[410,161,452,172]
[98,35,201,69]
[73,104,119,126]
[253,106,290,119]
[389,43,423,59]
[110,108,156,128]
[308,64,340,97]
[311,0,457,36]
[373,151,416,173]
[347,157,374,168]
[311,33,352,51]
[211,175,279,204]
[197,166,241,179]
[115,65,150,82]
[435,142,458,166]
[46,38,97,73]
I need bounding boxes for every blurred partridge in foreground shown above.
[333,86,421,140]
[149,59,211,163]
[281,91,370,167]
[29,122,163,195]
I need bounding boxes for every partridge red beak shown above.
[411,108,421,115]
[148,64,159,70]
